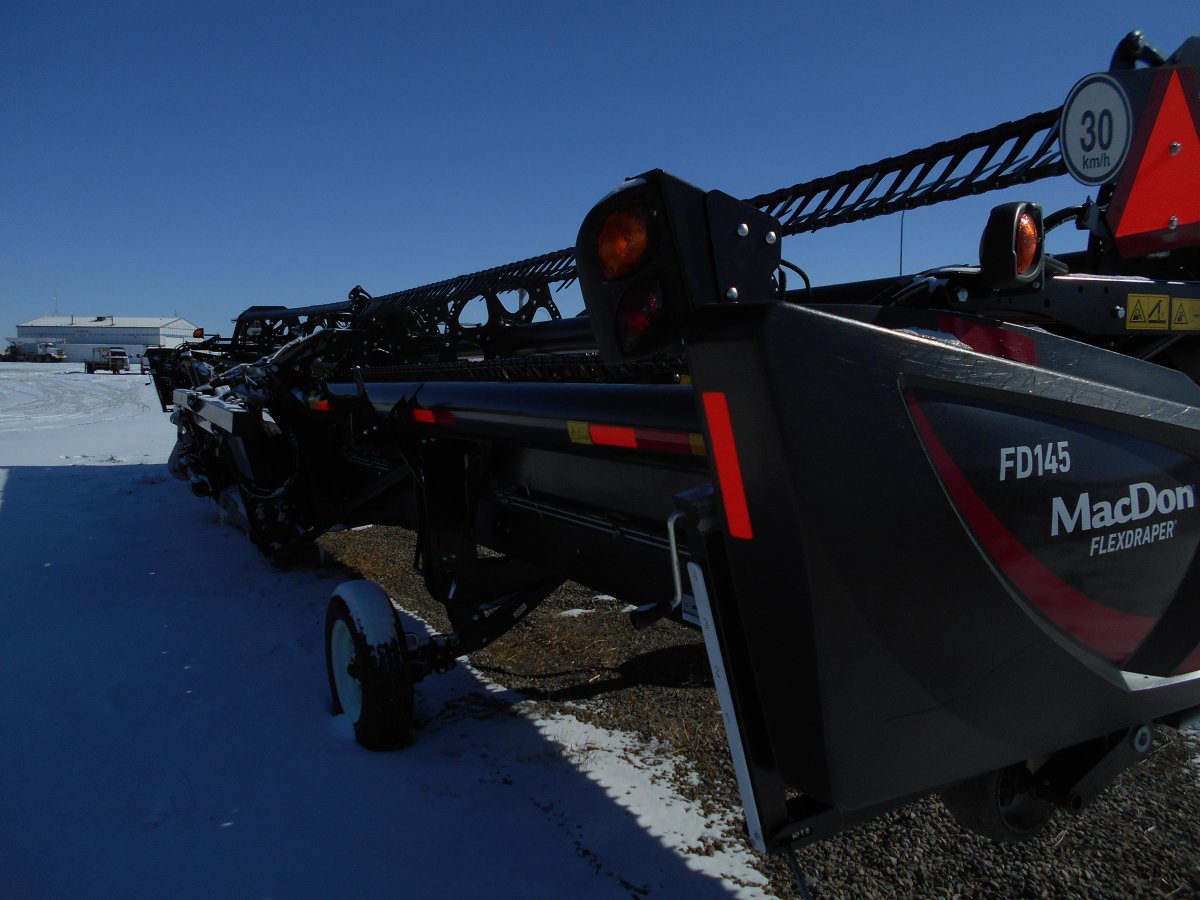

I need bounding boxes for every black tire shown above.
[940,763,1055,842]
[324,586,413,750]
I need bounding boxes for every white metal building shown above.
[12,316,201,364]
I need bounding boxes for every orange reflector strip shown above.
[701,391,753,539]
[1015,211,1039,275]
[589,423,638,448]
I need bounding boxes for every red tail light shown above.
[616,281,666,353]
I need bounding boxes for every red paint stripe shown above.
[702,391,753,540]
[1174,643,1200,676]
[906,392,1156,664]
[937,315,1037,364]
[634,427,693,454]
[589,424,638,448]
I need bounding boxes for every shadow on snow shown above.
[0,464,752,899]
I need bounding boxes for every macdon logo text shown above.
[1050,482,1195,536]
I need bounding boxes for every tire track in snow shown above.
[0,367,153,431]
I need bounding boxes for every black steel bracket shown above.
[1034,724,1156,811]
[408,434,563,668]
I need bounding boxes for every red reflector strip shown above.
[701,391,753,540]
[412,408,454,425]
[589,423,638,448]
[307,397,331,412]
[576,421,705,455]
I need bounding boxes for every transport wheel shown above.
[324,580,413,750]
[939,763,1054,842]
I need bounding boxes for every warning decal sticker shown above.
[1124,294,1200,332]
[1171,298,1200,332]
[1126,294,1169,330]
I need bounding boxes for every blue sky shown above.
[1,2,1196,338]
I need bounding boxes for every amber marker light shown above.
[1015,211,1040,276]
[597,207,650,280]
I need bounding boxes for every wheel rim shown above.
[330,619,363,722]
[996,767,1051,834]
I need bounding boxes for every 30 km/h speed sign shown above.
[1061,74,1133,185]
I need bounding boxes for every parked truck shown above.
[147,29,1200,876]
[3,340,67,362]
[84,346,129,374]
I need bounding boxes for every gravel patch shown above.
[318,525,1200,898]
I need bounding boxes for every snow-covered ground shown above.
[0,363,770,899]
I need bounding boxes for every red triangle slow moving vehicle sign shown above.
[1107,67,1200,257]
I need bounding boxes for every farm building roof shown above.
[18,316,196,329]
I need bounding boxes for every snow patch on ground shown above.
[0,364,769,898]
[533,713,770,895]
